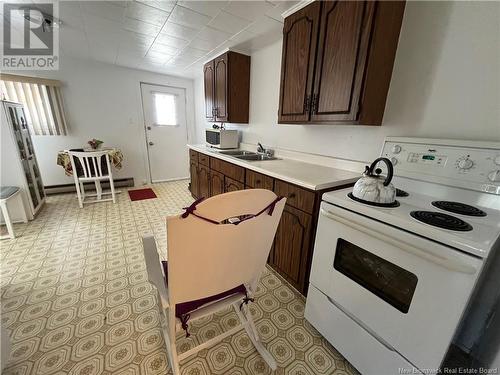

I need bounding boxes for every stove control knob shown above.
[488,170,500,182]
[392,145,402,154]
[494,155,500,166]
[457,158,474,170]
[390,157,398,166]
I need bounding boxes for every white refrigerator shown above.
[1,100,45,221]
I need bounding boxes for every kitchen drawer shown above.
[210,158,245,183]
[199,153,209,166]
[189,150,198,163]
[246,170,274,190]
[305,284,419,375]
[274,180,315,214]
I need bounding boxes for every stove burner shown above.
[410,211,473,231]
[348,192,400,208]
[432,201,487,217]
[396,188,409,197]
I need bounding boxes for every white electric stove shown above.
[305,137,500,374]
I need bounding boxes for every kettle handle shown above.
[368,157,394,186]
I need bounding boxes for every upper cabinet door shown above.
[204,61,215,120]
[214,54,228,122]
[311,1,375,122]
[278,2,321,124]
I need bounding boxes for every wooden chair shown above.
[68,150,116,208]
[142,189,286,375]
[0,186,28,239]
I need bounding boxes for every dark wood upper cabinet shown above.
[203,51,250,124]
[278,1,405,126]
[278,2,321,123]
[204,61,215,121]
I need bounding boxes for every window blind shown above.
[0,74,68,136]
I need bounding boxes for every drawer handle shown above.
[256,179,261,184]
[289,193,296,198]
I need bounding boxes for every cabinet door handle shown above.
[312,93,318,114]
[304,95,311,113]
[289,193,296,199]
[256,179,261,184]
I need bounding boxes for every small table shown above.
[57,148,124,176]
[57,148,124,200]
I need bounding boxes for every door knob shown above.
[149,142,154,146]
[147,126,151,130]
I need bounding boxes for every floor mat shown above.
[128,187,157,201]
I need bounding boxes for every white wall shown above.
[194,1,500,163]
[16,56,196,186]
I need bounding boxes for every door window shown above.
[334,239,418,313]
[152,91,178,126]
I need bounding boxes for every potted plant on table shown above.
[87,138,104,150]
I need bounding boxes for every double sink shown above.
[217,150,279,161]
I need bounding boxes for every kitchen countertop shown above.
[188,144,360,191]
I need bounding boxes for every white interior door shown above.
[141,83,189,183]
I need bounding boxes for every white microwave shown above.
[205,128,239,149]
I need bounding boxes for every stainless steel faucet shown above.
[257,143,274,157]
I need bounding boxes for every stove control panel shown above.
[381,138,500,194]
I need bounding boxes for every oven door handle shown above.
[320,208,478,274]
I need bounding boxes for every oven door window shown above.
[334,239,418,313]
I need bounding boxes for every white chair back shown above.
[68,150,111,178]
[166,189,286,305]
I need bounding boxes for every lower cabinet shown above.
[269,205,312,292]
[188,149,352,295]
[225,177,244,192]
[210,169,225,196]
[198,164,210,198]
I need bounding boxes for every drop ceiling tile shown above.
[187,37,221,52]
[147,50,176,62]
[208,10,251,34]
[223,0,275,22]
[161,21,199,40]
[195,26,232,44]
[168,5,212,30]
[156,33,190,49]
[125,1,170,27]
[88,40,119,64]
[176,1,228,18]
[180,46,208,59]
[245,15,282,35]
[135,0,176,13]
[229,30,256,44]
[123,18,162,35]
[80,1,126,23]
[60,2,85,30]
[150,41,179,56]
[117,30,155,47]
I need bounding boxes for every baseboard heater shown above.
[44,178,135,195]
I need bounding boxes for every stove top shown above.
[410,210,473,232]
[322,186,500,258]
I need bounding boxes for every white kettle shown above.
[351,157,396,206]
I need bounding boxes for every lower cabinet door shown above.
[198,164,210,198]
[224,176,244,192]
[210,170,225,196]
[189,161,199,198]
[271,204,312,293]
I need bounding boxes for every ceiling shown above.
[48,0,298,77]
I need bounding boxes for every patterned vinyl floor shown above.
[0,180,358,375]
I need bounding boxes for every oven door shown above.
[309,202,483,370]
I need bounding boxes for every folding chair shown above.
[142,189,286,374]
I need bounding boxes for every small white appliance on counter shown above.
[1,101,45,221]
[205,126,239,149]
[305,137,500,374]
